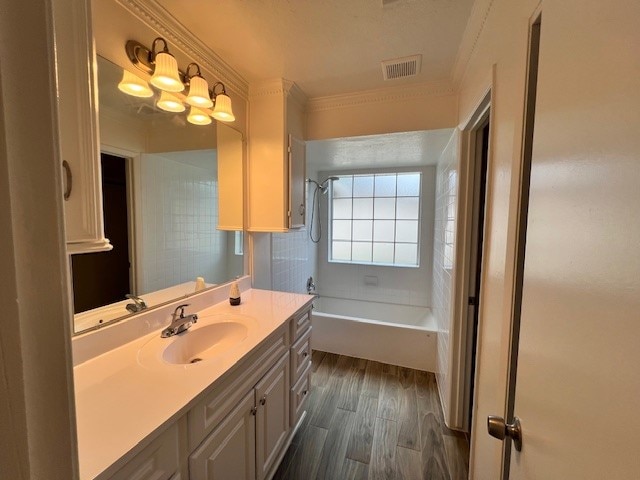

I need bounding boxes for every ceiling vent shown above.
[381,55,422,81]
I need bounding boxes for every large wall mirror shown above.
[71,54,245,334]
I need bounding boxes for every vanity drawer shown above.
[291,307,311,341]
[109,423,179,480]
[291,326,311,384]
[290,361,312,426]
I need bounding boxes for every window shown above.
[329,172,421,267]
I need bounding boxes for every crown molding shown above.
[249,79,288,99]
[116,0,249,100]
[306,81,455,113]
[451,0,496,87]
[248,79,307,107]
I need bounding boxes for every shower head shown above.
[319,176,339,193]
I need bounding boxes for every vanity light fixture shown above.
[185,63,213,108]
[124,38,235,124]
[148,38,183,92]
[157,91,186,112]
[117,70,153,97]
[187,106,212,126]
[211,82,236,122]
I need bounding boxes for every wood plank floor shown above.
[273,351,469,480]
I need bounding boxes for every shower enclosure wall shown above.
[310,167,438,371]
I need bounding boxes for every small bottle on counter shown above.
[195,276,206,292]
[229,281,241,306]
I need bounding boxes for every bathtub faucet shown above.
[306,276,316,295]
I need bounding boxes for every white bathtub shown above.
[311,297,437,372]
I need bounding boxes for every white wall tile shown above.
[137,151,229,293]
[431,130,459,415]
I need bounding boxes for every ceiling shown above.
[307,129,454,171]
[154,0,476,98]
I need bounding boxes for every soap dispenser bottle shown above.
[229,281,241,306]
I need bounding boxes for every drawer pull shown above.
[251,407,257,416]
[303,390,308,396]
[302,351,308,358]
[260,395,267,406]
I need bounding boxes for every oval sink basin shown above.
[137,313,258,369]
[162,322,249,365]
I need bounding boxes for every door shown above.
[189,390,256,480]
[255,352,290,480]
[495,3,640,479]
[71,153,131,312]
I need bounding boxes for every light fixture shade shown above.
[186,75,213,108]
[156,91,185,112]
[187,106,212,126]
[118,70,153,97]
[211,93,235,122]
[150,52,184,92]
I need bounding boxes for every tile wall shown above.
[137,152,229,293]
[432,130,459,420]
[316,167,436,307]
[271,228,311,294]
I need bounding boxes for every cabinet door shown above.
[189,391,256,480]
[288,135,306,229]
[255,352,290,480]
[52,0,111,253]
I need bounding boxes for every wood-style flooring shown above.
[273,351,469,480]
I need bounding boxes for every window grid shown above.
[329,172,421,267]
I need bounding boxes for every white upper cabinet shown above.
[53,0,111,254]
[248,80,307,232]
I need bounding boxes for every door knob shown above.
[487,415,523,452]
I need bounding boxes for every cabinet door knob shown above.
[260,395,267,406]
[62,160,73,200]
[303,390,308,396]
[302,351,308,358]
[250,407,257,416]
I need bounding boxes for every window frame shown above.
[326,169,423,268]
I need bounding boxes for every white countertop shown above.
[73,288,313,480]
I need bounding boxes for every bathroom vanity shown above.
[73,285,313,480]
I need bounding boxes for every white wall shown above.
[316,167,436,308]
[452,0,640,477]
[0,0,78,477]
[136,151,229,292]
[306,84,458,140]
[431,131,460,423]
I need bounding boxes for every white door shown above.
[255,352,290,480]
[502,2,640,478]
[189,390,256,480]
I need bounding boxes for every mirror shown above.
[71,56,244,334]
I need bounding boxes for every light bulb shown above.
[186,75,213,108]
[150,51,184,92]
[211,92,235,122]
[117,70,153,98]
[187,106,212,125]
[156,91,185,112]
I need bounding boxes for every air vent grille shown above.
[381,55,422,81]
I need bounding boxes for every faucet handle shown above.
[173,304,190,318]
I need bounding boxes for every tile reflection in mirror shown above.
[71,57,244,334]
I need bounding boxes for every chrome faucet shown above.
[161,304,198,338]
[125,294,147,313]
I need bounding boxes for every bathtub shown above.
[311,296,437,372]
